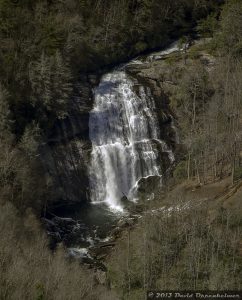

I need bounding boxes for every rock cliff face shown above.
[40,75,99,207]
[126,65,177,150]
[125,64,179,196]
[41,50,182,208]
[125,50,196,160]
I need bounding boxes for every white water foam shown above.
[88,42,179,211]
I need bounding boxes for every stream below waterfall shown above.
[50,41,180,258]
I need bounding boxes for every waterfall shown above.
[88,70,173,211]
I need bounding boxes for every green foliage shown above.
[19,122,41,158]
[134,41,148,53]
[178,36,189,49]
[0,0,222,138]
[218,0,242,56]
[187,48,201,59]
[234,166,242,181]
[168,0,242,184]
[171,61,211,119]
[36,283,45,300]
[29,51,72,120]
[0,0,222,218]
[173,161,187,180]
[108,202,242,297]
[0,84,13,140]
[197,13,219,38]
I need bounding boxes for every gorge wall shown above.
[40,75,98,207]
[41,48,179,209]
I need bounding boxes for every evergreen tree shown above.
[29,51,72,120]
[50,51,72,119]
[218,0,242,56]
[0,84,13,142]
[29,52,52,109]
[19,122,41,159]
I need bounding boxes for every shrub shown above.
[234,166,242,181]
[173,161,187,180]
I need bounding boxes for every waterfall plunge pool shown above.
[47,41,181,257]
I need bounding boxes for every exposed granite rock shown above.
[41,46,197,208]
[117,217,135,228]
[89,241,116,260]
[126,40,216,170]
[126,63,178,152]
[39,74,100,208]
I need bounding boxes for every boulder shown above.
[110,227,122,239]
[117,217,135,228]
[89,241,115,260]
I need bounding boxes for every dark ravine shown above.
[2,1,241,297]
[42,205,143,269]
[40,42,186,268]
[40,75,100,207]
[41,45,180,210]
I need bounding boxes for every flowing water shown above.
[50,42,180,256]
[88,65,174,211]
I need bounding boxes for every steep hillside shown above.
[106,177,242,299]
[0,0,224,211]
[0,1,241,299]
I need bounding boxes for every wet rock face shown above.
[127,66,177,152]
[40,138,91,206]
[40,75,99,207]
[42,216,83,249]
[40,52,178,208]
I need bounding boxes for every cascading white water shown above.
[88,68,174,211]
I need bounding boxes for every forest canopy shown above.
[0,0,223,131]
[0,0,242,299]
